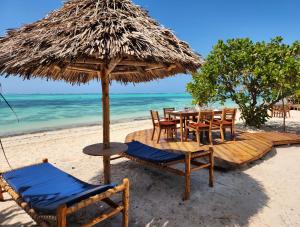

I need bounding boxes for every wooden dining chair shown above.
[163,107,181,123]
[272,105,281,117]
[150,110,177,143]
[280,104,291,118]
[213,108,237,141]
[213,110,222,120]
[272,104,290,118]
[185,110,214,145]
[286,104,291,118]
[163,107,175,120]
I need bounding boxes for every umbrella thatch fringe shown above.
[0,0,203,83]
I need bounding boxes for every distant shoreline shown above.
[0,93,235,138]
[0,93,196,137]
[0,116,151,138]
[1,92,190,95]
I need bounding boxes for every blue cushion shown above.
[126,141,185,163]
[2,163,116,214]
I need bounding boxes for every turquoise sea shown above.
[0,93,235,136]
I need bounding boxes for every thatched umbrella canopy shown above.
[0,0,203,151]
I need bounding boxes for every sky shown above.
[0,0,300,94]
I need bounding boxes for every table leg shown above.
[184,153,191,200]
[103,155,111,184]
[180,115,183,142]
[0,188,4,201]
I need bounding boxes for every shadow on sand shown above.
[235,118,300,135]
[0,203,37,226]
[66,159,269,227]
[0,158,269,227]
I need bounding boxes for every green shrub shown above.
[187,37,300,128]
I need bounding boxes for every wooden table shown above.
[83,142,128,184]
[166,110,198,142]
[166,109,223,142]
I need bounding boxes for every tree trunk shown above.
[282,98,286,132]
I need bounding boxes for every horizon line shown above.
[2,92,191,95]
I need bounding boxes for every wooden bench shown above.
[122,141,214,200]
[0,159,129,227]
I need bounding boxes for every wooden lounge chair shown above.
[122,141,214,200]
[150,110,177,143]
[185,110,214,145]
[0,159,129,227]
[213,108,237,141]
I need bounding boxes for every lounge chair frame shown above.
[0,159,129,227]
[121,146,214,200]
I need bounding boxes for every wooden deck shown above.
[125,129,300,168]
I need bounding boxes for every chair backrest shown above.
[150,110,160,126]
[222,108,237,123]
[197,110,214,127]
[274,104,285,111]
[163,107,175,119]
[213,110,222,120]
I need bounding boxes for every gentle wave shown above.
[0,93,235,136]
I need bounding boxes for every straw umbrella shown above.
[0,0,203,182]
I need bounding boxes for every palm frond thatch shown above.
[0,0,203,84]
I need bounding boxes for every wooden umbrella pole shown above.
[99,59,121,184]
[101,69,111,184]
[101,69,110,149]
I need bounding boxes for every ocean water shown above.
[0,93,235,136]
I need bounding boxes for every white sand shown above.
[0,111,299,226]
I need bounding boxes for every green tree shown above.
[187,37,300,128]
[294,89,300,101]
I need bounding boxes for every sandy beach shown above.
[0,111,300,226]
[1,0,300,226]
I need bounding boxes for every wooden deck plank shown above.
[125,129,300,169]
[214,145,244,164]
[226,141,258,159]
[222,143,254,163]
[236,141,266,157]
[239,138,271,153]
[252,132,300,145]
[240,133,272,147]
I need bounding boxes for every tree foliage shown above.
[294,89,300,102]
[187,37,300,127]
